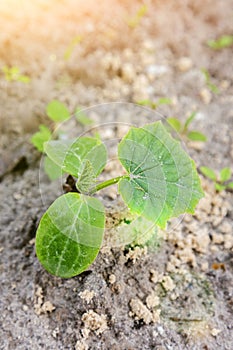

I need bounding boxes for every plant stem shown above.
[91,175,129,194]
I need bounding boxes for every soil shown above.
[0,1,233,349]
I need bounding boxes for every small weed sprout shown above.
[167,112,207,142]
[207,35,233,50]
[137,98,172,109]
[2,65,30,83]
[127,4,148,28]
[200,166,233,191]
[201,68,219,94]
[35,121,203,278]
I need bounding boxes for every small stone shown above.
[176,57,193,72]
[212,233,224,244]
[211,328,222,337]
[161,276,175,292]
[146,292,160,309]
[224,234,233,249]
[150,269,159,283]
[201,262,209,272]
[41,301,55,313]
[82,310,108,335]
[109,274,116,284]
[75,340,88,350]
[129,298,153,324]
[79,290,95,304]
[200,88,212,104]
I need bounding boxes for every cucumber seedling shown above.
[35,121,204,278]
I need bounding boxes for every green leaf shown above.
[64,35,82,60]
[118,122,204,228]
[44,137,107,181]
[44,139,73,165]
[35,193,105,278]
[157,97,172,105]
[46,100,70,122]
[220,167,231,182]
[167,117,182,132]
[227,182,233,189]
[44,156,63,180]
[200,166,217,181]
[184,112,196,130]
[76,159,96,193]
[215,183,226,192]
[31,125,52,152]
[187,131,207,142]
[76,108,93,125]
[137,99,157,109]
[207,35,233,50]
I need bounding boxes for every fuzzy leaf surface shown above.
[118,122,204,228]
[35,193,105,278]
[44,137,107,182]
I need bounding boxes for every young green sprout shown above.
[200,166,233,191]
[31,100,93,180]
[137,98,172,110]
[167,112,207,142]
[35,121,203,278]
[127,4,147,28]
[201,68,219,94]
[207,35,233,50]
[2,65,30,83]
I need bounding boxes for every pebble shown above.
[200,88,212,104]
[176,57,193,72]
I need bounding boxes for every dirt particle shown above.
[126,246,148,264]
[146,292,160,309]
[129,298,153,325]
[160,276,176,292]
[75,340,89,350]
[211,328,222,337]
[176,57,193,72]
[81,310,108,335]
[150,269,160,284]
[108,274,116,284]
[34,286,55,315]
[79,290,95,304]
[199,88,212,104]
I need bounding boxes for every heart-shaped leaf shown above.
[35,193,105,278]
[118,122,204,228]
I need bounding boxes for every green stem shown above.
[91,175,129,194]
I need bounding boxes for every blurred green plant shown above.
[207,35,233,50]
[201,68,219,94]
[127,4,147,28]
[200,166,233,191]
[2,65,30,83]
[64,35,82,60]
[167,112,207,142]
[137,97,172,109]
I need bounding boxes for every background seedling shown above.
[207,35,233,50]
[137,97,172,109]
[2,65,30,83]
[201,68,219,94]
[127,4,147,28]
[200,166,233,191]
[64,35,82,60]
[35,121,203,278]
[31,101,93,180]
[167,112,207,142]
